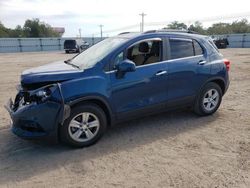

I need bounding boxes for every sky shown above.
[0,0,250,37]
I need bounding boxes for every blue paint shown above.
[6,32,230,141]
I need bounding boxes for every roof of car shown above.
[116,30,207,40]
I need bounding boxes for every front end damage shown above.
[5,83,70,142]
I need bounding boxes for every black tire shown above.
[194,82,222,116]
[60,103,107,147]
[76,47,80,53]
[65,50,69,54]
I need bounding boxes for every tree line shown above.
[1,18,250,38]
[0,18,60,38]
[166,19,250,35]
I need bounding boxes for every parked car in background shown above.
[6,30,230,147]
[64,39,90,53]
[212,37,229,49]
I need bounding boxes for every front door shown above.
[109,38,169,120]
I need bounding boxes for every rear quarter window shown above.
[208,38,219,52]
[193,40,204,55]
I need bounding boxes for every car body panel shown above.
[109,61,168,120]
[21,61,83,85]
[5,85,64,141]
[5,31,230,142]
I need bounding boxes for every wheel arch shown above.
[199,77,226,95]
[68,96,114,127]
[210,79,225,94]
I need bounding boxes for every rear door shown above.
[167,37,210,106]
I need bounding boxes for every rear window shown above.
[169,39,194,59]
[64,40,76,46]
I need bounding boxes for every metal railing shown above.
[0,37,103,53]
[212,33,250,48]
[0,33,250,53]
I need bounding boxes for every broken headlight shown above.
[28,84,57,103]
[35,89,50,101]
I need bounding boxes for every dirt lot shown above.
[0,49,249,188]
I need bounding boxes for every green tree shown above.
[0,19,61,38]
[166,21,188,30]
[188,21,207,34]
[0,22,9,37]
[8,25,24,37]
[207,23,232,35]
[231,19,250,33]
[23,18,60,37]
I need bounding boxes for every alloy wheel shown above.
[202,89,219,112]
[68,112,100,142]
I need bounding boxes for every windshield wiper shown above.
[64,59,80,69]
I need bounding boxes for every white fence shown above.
[0,33,250,53]
[212,33,250,48]
[0,37,103,53]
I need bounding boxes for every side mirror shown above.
[116,59,136,78]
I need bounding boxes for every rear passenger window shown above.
[169,39,194,59]
[193,40,204,55]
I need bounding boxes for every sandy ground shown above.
[0,49,249,188]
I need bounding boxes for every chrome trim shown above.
[198,60,207,65]
[155,70,167,76]
[105,60,169,74]
[165,55,204,62]
[127,37,162,50]
[105,55,204,74]
[169,38,192,42]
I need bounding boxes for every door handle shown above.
[198,60,206,65]
[155,70,168,76]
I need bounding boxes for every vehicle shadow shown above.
[0,110,219,184]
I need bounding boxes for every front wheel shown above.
[194,82,222,116]
[60,104,107,147]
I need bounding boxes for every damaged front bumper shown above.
[4,83,70,142]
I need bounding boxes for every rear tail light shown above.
[223,59,230,71]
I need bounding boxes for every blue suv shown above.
[5,30,230,147]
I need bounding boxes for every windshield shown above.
[70,37,128,69]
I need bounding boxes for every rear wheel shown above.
[65,50,69,53]
[194,82,222,116]
[60,104,107,147]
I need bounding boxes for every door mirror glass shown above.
[116,59,136,72]
[116,59,136,78]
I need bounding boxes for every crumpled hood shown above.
[21,61,83,86]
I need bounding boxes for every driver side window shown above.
[127,39,162,67]
[111,39,162,71]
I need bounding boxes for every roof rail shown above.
[143,30,157,34]
[118,32,131,35]
[143,29,198,34]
